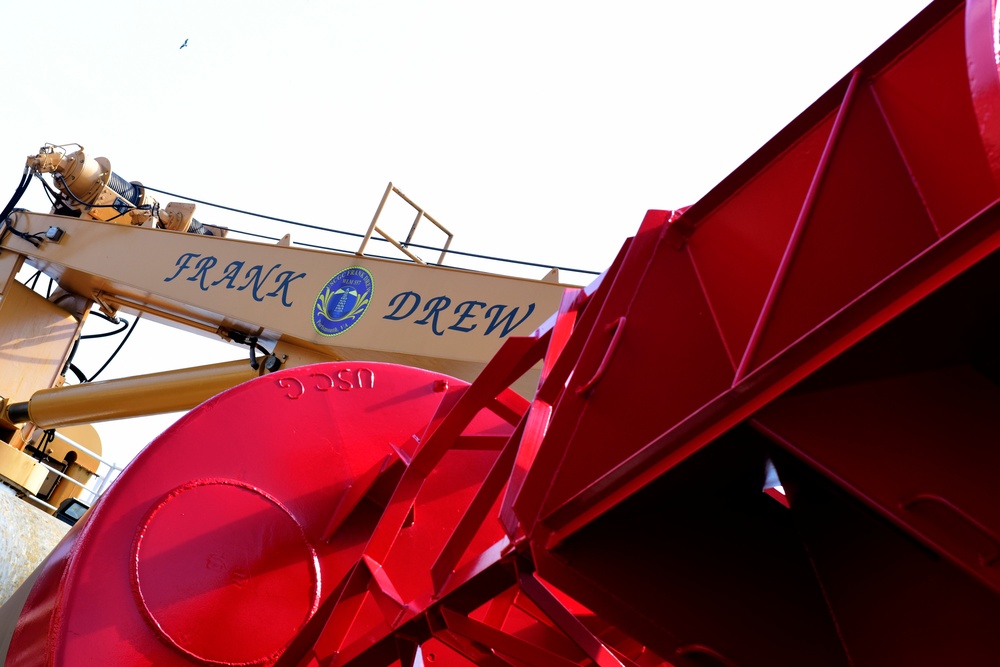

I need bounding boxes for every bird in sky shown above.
[180,38,189,49]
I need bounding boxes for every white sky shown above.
[2,0,932,467]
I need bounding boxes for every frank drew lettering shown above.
[383,291,535,338]
[164,253,536,338]
[164,252,306,307]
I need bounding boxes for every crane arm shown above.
[0,149,570,432]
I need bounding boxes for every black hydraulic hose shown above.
[246,337,271,371]
[66,363,88,384]
[87,314,141,382]
[1,168,32,221]
[88,309,122,325]
[227,330,271,371]
[61,338,80,380]
[0,168,35,247]
[248,336,260,370]
[59,311,129,383]
[81,319,130,340]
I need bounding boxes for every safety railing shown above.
[28,430,123,513]
[358,182,454,265]
[139,182,601,281]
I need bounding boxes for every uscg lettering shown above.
[164,252,306,307]
[383,290,535,338]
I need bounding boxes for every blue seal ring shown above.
[313,267,374,337]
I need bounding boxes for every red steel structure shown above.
[6,0,1000,663]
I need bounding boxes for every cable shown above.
[34,170,62,200]
[3,212,45,247]
[86,314,141,382]
[1,168,31,221]
[245,336,271,370]
[52,173,155,222]
[397,239,600,275]
[61,338,80,381]
[18,160,602,276]
[60,310,128,383]
[21,160,601,277]
[248,336,260,370]
[226,330,271,371]
[253,339,272,370]
[34,171,81,217]
[81,319,129,339]
[289,238,600,276]
[1,168,38,248]
[141,184,601,276]
[47,164,603,277]
[41,429,56,451]
[66,363,87,384]
[142,185,363,237]
[88,309,122,325]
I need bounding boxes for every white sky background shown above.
[1,0,932,467]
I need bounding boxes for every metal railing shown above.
[358,182,454,265]
[141,181,601,281]
[28,430,124,512]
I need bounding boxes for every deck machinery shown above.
[2,0,1000,664]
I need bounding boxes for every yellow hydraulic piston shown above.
[4,360,261,430]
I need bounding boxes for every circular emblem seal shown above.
[313,266,374,336]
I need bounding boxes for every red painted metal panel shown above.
[507,0,1000,551]
[533,222,733,529]
[534,433,854,667]
[773,452,1000,665]
[7,362,512,666]
[506,243,629,540]
[744,76,939,371]
[685,117,828,367]
[752,249,1000,596]
[872,6,998,235]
